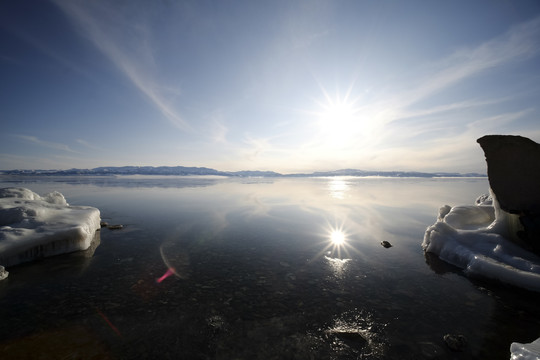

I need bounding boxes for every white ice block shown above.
[0,187,101,271]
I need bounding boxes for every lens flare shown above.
[157,267,175,283]
[96,308,122,337]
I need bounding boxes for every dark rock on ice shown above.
[334,331,367,343]
[381,240,392,248]
[443,333,467,351]
[328,330,368,350]
[477,135,540,213]
[477,135,540,254]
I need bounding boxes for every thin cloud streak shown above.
[53,0,191,132]
[401,16,540,110]
[468,109,535,132]
[356,15,540,132]
[14,135,78,154]
[0,22,93,81]
[398,97,509,121]
[76,139,102,151]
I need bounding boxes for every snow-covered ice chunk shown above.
[423,191,540,292]
[0,265,8,280]
[510,337,540,360]
[0,187,101,270]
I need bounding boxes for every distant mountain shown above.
[0,166,486,178]
[91,166,225,176]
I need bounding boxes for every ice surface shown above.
[423,190,540,292]
[0,187,101,272]
[510,337,540,360]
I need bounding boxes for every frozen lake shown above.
[0,176,539,359]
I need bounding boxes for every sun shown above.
[320,98,356,127]
[314,93,364,146]
[321,99,356,122]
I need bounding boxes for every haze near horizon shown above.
[1,0,540,173]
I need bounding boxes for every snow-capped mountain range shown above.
[0,166,486,178]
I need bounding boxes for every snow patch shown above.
[423,191,540,292]
[0,187,101,272]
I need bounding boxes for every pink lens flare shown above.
[96,308,122,337]
[157,267,175,283]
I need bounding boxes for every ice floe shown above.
[0,187,101,275]
[510,337,540,360]
[423,191,540,292]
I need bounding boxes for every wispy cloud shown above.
[242,135,272,161]
[14,135,78,153]
[76,138,102,151]
[365,107,537,172]
[1,22,94,81]
[401,16,540,109]
[345,16,540,148]
[52,0,191,131]
[397,97,508,121]
[239,15,540,173]
[203,110,229,144]
[467,108,535,133]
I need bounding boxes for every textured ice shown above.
[510,337,540,360]
[0,187,101,273]
[423,190,540,292]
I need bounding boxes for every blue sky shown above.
[1,0,540,173]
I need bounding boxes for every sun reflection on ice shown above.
[309,223,357,278]
[324,256,351,277]
[330,229,345,246]
[324,224,353,259]
[328,178,350,200]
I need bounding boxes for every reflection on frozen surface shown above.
[324,256,351,278]
[0,176,539,359]
[324,309,387,358]
[328,177,350,199]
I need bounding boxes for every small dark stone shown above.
[100,221,108,227]
[107,224,124,230]
[332,331,368,350]
[443,334,467,351]
[381,241,392,248]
